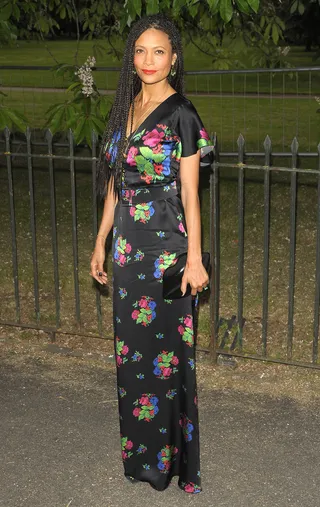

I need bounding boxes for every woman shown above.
[90,14,210,494]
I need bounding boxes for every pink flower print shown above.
[139,298,148,308]
[122,450,127,460]
[133,407,141,417]
[122,345,129,355]
[139,396,149,405]
[129,206,136,216]
[116,356,122,366]
[126,440,133,450]
[184,316,192,328]
[179,222,186,234]
[125,243,132,253]
[131,309,139,320]
[142,129,165,147]
[200,128,210,141]
[185,484,195,493]
[171,356,179,365]
[163,367,172,377]
[119,253,126,265]
[156,123,167,129]
[178,325,185,335]
[145,174,153,185]
[153,144,162,154]
[127,146,138,165]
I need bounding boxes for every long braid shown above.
[96,14,185,200]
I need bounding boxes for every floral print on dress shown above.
[179,413,194,442]
[132,296,157,327]
[136,444,147,454]
[111,95,207,494]
[177,214,187,237]
[134,249,145,262]
[114,236,132,267]
[153,351,179,379]
[131,351,143,362]
[133,394,159,422]
[119,287,127,299]
[153,251,177,282]
[180,482,202,494]
[157,445,178,473]
[116,337,129,366]
[178,314,194,347]
[129,202,155,223]
[121,435,133,461]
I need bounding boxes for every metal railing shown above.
[1,126,320,368]
[1,65,320,153]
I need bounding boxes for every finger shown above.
[180,278,187,297]
[191,287,197,296]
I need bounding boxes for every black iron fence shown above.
[1,126,320,369]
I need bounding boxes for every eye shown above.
[155,49,165,55]
[135,48,143,54]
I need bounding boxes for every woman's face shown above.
[133,28,177,85]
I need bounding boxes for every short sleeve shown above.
[175,101,211,157]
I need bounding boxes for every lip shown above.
[142,69,157,74]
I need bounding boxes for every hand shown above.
[90,244,107,285]
[180,258,209,296]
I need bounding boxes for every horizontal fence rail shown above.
[1,126,320,369]
[1,65,320,154]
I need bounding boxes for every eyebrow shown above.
[134,45,167,49]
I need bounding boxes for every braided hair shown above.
[96,13,185,200]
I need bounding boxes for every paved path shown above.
[0,86,314,99]
[1,360,320,507]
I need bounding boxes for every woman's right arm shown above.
[90,177,118,285]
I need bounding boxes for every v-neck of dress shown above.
[126,92,178,140]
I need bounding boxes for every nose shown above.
[143,51,154,66]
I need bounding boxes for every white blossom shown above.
[75,56,96,97]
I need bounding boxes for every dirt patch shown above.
[1,325,320,407]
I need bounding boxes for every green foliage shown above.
[0,91,28,130]
[44,57,111,146]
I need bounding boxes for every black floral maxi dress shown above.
[106,92,210,494]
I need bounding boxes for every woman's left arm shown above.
[180,151,209,296]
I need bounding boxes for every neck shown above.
[137,80,170,105]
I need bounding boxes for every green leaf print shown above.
[143,161,155,175]
[140,146,154,159]
[117,340,124,355]
[136,315,144,324]
[138,413,145,421]
[135,155,147,166]
[197,138,209,148]
[152,153,166,163]
[132,129,146,142]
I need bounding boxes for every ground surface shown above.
[1,330,320,507]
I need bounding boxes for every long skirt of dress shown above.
[112,192,201,494]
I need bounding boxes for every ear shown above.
[172,53,177,66]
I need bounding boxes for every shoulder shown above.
[171,93,198,115]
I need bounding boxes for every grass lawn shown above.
[0,164,319,365]
[2,91,319,154]
[0,39,320,95]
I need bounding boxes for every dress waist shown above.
[120,181,178,205]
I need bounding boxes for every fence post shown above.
[46,129,60,328]
[5,127,20,322]
[262,135,271,357]
[237,134,245,351]
[313,141,320,363]
[26,127,40,322]
[68,129,81,327]
[287,137,298,360]
[91,129,103,336]
[209,133,219,363]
